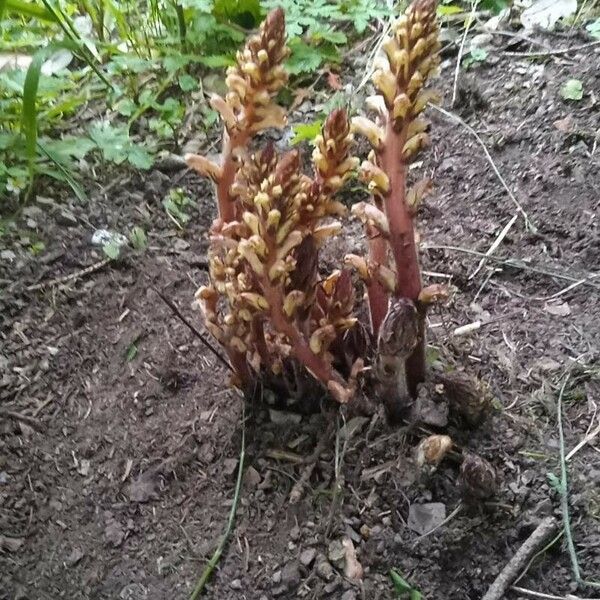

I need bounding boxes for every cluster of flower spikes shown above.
[349,0,441,295]
[195,85,362,402]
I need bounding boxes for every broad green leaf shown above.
[586,18,600,39]
[291,120,323,145]
[103,239,121,260]
[127,145,153,170]
[178,74,198,92]
[560,79,583,101]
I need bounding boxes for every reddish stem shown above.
[380,122,422,302]
[379,120,426,393]
[216,129,249,223]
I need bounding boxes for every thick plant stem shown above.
[380,124,422,303]
[380,122,425,393]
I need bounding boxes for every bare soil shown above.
[1,31,600,600]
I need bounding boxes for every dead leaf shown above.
[343,537,363,582]
[0,535,24,552]
[544,301,571,316]
[243,465,261,489]
[553,116,573,133]
[290,87,313,111]
[327,70,343,91]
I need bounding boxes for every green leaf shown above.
[129,226,147,250]
[547,472,565,494]
[213,0,261,29]
[21,47,49,182]
[390,570,412,595]
[4,0,58,21]
[287,38,329,75]
[410,590,422,600]
[125,342,138,362]
[560,79,583,101]
[163,54,191,73]
[437,4,463,15]
[178,74,198,92]
[115,98,137,117]
[587,18,600,39]
[469,47,488,62]
[291,120,323,145]
[197,54,235,68]
[127,145,153,169]
[103,239,121,260]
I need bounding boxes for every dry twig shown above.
[429,104,534,230]
[481,516,559,600]
[25,258,111,292]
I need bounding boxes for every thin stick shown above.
[469,213,518,279]
[566,422,600,462]
[481,516,559,600]
[510,587,593,600]
[413,504,462,545]
[429,104,534,230]
[505,39,600,59]
[189,405,246,599]
[451,0,480,106]
[556,373,582,584]
[422,244,600,290]
[153,287,233,372]
[25,258,111,292]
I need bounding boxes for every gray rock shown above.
[341,591,357,600]
[315,559,334,582]
[407,502,446,535]
[230,579,242,590]
[299,547,317,567]
[281,561,300,587]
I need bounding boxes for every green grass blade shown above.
[37,141,87,202]
[21,47,48,183]
[4,0,58,21]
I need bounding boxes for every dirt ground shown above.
[2,29,600,600]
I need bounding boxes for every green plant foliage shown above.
[129,226,148,250]
[586,18,600,39]
[560,79,583,101]
[291,120,323,145]
[89,123,153,169]
[390,569,422,600]
[163,188,194,228]
[1,0,390,208]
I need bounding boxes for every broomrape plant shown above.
[188,0,450,417]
